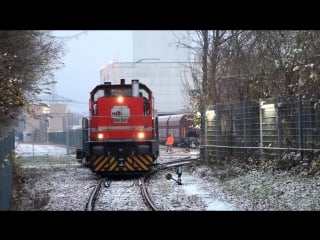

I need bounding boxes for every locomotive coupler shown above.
[118,148,124,167]
[119,158,124,167]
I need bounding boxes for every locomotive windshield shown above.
[92,87,132,101]
[91,85,150,101]
[110,88,132,97]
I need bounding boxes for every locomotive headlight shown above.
[137,132,145,139]
[117,96,124,103]
[97,133,104,140]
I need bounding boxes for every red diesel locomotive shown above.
[76,79,159,176]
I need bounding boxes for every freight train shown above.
[76,79,159,176]
[158,114,200,148]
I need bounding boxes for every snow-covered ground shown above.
[181,176,236,210]
[15,142,68,157]
[13,143,237,210]
[11,143,320,211]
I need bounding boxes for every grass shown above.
[16,155,78,166]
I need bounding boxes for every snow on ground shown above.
[15,142,68,157]
[12,143,237,211]
[11,143,320,211]
[181,175,236,210]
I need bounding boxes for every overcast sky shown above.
[51,30,134,114]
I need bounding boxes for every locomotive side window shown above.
[93,89,105,101]
[93,102,98,115]
[139,90,150,115]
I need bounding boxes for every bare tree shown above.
[173,30,320,145]
[246,30,320,97]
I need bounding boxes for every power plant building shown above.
[100,31,192,114]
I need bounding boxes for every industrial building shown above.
[100,31,192,115]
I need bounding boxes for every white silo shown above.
[133,31,189,62]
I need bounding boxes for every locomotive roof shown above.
[90,81,152,95]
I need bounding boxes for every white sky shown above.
[51,31,133,114]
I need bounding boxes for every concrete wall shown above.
[100,61,192,114]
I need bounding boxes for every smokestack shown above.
[132,79,139,97]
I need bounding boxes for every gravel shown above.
[10,155,320,211]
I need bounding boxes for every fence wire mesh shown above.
[201,94,320,162]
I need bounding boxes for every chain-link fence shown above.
[48,129,82,154]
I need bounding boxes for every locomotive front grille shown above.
[90,154,154,173]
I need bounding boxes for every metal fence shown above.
[0,131,15,210]
[48,129,82,153]
[201,94,320,162]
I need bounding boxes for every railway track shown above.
[85,156,196,211]
[85,178,104,211]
